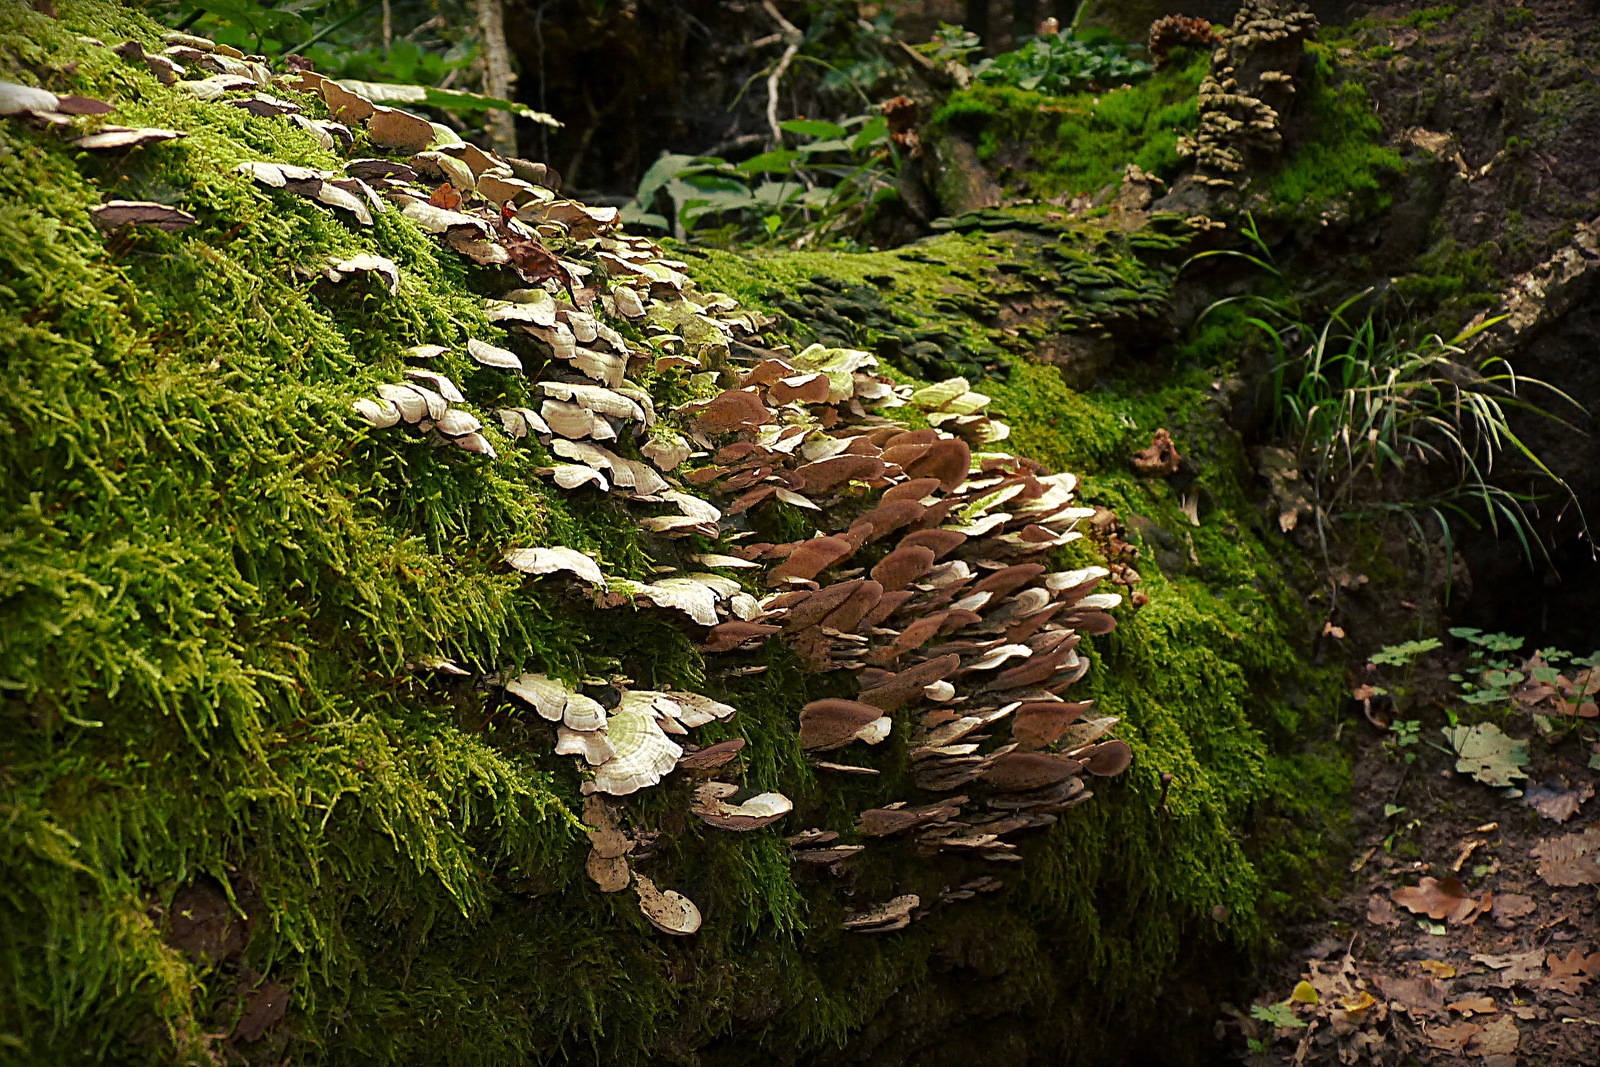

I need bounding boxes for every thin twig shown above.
[761,0,803,149]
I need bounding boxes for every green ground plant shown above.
[971,28,1153,96]
[930,49,1207,199]
[620,114,895,248]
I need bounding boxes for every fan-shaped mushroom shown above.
[696,389,773,433]
[633,874,701,935]
[799,698,888,751]
[904,438,971,492]
[795,454,886,494]
[858,655,960,712]
[1010,701,1092,749]
[692,782,793,830]
[767,536,856,587]
[982,752,1084,792]
[870,544,936,592]
[591,700,682,795]
[1079,739,1133,776]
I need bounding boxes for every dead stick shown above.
[761,1,803,149]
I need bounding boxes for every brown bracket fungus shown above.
[633,875,701,936]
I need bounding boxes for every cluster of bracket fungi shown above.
[1177,0,1319,187]
[73,42,1137,938]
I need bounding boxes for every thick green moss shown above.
[1261,43,1403,219]
[3,4,1347,1065]
[929,52,1208,199]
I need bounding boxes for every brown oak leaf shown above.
[1537,946,1600,994]
[1391,875,1479,923]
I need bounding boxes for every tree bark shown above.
[477,0,517,158]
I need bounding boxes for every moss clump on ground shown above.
[929,51,1208,200]
[3,3,1348,1065]
[1258,42,1403,222]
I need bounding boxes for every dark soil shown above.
[1227,650,1600,1065]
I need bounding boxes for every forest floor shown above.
[1224,646,1600,1065]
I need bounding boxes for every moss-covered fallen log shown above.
[1,3,1345,1064]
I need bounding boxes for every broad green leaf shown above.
[781,119,848,140]
[1442,723,1528,787]
[736,150,801,174]
[852,115,889,150]
[1250,1002,1305,1029]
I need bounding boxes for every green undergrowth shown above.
[3,3,1345,1065]
[929,50,1208,200]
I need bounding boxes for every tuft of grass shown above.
[1190,219,1586,581]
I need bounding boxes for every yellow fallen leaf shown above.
[1340,991,1377,1013]
[1421,960,1457,978]
[1290,980,1319,1004]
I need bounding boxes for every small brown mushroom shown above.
[856,796,966,837]
[633,874,702,935]
[768,536,856,587]
[798,698,887,750]
[905,438,971,492]
[767,373,831,405]
[818,580,884,634]
[1010,701,1092,749]
[881,477,943,504]
[857,654,960,712]
[854,500,927,542]
[696,389,774,433]
[897,528,968,560]
[703,621,781,653]
[691,782,793,830]
[870,544,936,592]
[842,893,919,933]
[972,563,1047,600]
[1079,739,1133,776]
[795,454,886,494]
[982,752,1084,792]
[676,738,746,771]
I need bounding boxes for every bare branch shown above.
[762,0,803,149]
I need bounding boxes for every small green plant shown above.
[972,30,1153,96]
[1391,720,1422,747]
[1448,629,1600,712]
[1400,5,1460,30]
[912,23,983,66]
[621,114,894,247]
[1250,1001,1306,1029]
[1370,638,1442,667]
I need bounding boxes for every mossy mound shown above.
[3,3,1344,1065]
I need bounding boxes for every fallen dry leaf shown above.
[1420,959,1456,979]
[1447,996,1496,1016]
[1377,973,1446,1015]
[1366,893,1401,927]
[1522,777,1594,822]
[1531,825,1600,887]
[1425,1021,1481,1052]
[1467,1014,1518,1056]
[1490,893,1535,922]
[1471,949,1545,987]
[1537,946,1599,994]
[428,182,461,210]
[1391,876,1480,923]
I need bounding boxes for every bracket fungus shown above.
[633,875,701,936]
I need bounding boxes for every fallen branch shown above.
[762,0,802,148]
